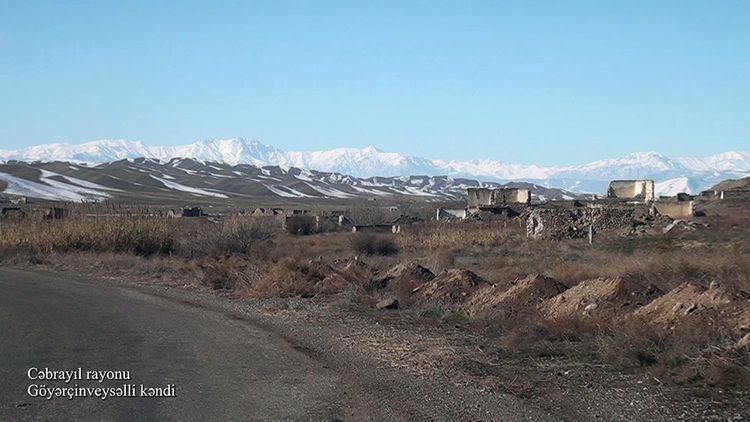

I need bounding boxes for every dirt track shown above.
[0,267,552,421]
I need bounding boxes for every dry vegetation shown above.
[1,200,749,392]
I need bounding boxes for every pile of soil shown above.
[633,282,750,334]
[539,277,661,320]
[465,274,567,317]
[315,273,352,295]
[412,269,488,308]
[372,262,435,291]
[340,259,378,283]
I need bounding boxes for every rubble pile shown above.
[527,206,658,239]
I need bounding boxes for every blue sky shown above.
[0,0,748,165]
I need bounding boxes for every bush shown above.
[349,233,399,256]
[178,216,274,256]
[190,256,261,290]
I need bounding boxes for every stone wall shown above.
[527,206,639,239]
[467,188,494,208]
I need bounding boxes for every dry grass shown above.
[399,220,523,250]
[0,215,276,259]
[252,257,330,298]
[187,255,263,290]
[0,216,175,257]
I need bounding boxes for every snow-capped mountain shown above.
[1,138,748,195]
[0,159,580,203]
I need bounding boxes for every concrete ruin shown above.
[43,207,66,220]
[251,207,285,216]
[467,187,531,209]
[283,215,320,234]
[351,224,401,234]
[436,208,469,221]
[0,207,24,218]
[606,180,655,202]
[651,201,694,219]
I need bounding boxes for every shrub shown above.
[349,234,399,256]
[178,216,274,256]
[189,256,261,291]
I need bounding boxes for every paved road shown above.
[0,268,381,421]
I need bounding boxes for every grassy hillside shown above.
[711,176,750,191]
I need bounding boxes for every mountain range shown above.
[0,158,579,204]
[1,138,749,196]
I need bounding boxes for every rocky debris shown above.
[465,274,567,317]
[527,206,644,239]
[540,277,661,320]
[412,269,488,308]
[376,297,399,310]
[632,282,750,334]
[662,219,708,234]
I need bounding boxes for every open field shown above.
[1,197,749,417]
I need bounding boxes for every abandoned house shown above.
[1,207,25,218]
[340,214,403,234]
[43,207,66,220]
[436,208,469,221]
[283,215,320,234]
[351,224,401,234]
[181,207,205,218]
[606,180,655,202]
[467,187,531,209]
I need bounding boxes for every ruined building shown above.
[606,180,655,202]
[467,187,531,209]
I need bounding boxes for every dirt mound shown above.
[339,259,377,283]
[540,277,661,320]
[633,282,750,334]
[412,269,488,308]
[315,273,352,295]
[316,259,379,295]
[465,274,567,317]
[372,262,435,290]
